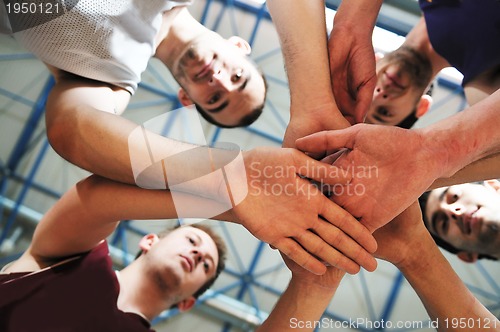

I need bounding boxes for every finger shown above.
[320,150,345,165]
[354,84,375,124]
[275,237,327,275]
[293,229,361,275]
[313,217,377,272]
[295,128,357,154]
[292,151,352,185]
[320,195,378,253]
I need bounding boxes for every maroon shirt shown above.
[0,242,154,332]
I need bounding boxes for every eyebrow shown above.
[204,73,251,114]
[439,187,449,202]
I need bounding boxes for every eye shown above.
[208,92,221,105]
[446,190,460,204]
[437,212,449,234]
[231,69,243,83]
[203,261,210,272]
[188,237,195,245]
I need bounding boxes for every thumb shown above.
[295,128,358,154]
[354,84,375,124]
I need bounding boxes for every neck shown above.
[402,17,450,79]
[155,8,209,70]
[117,262,175,321]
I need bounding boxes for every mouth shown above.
[195,58,215,80]
[180,255,193,272]
[372,114,387,124]
[463,207,481,235]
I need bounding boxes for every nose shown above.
[208,69,232,91]
[191,249,203,266]
[444,201,465,218]
[373,86,389,100]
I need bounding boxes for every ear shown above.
[457,251,479,263]
[176,296,196,312]
[177,88,194,107]
[485,179,500,193]
[139,234,159,253]
[227,36,251,55]
[415,94,433,118]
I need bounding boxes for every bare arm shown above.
[296,88,500,232]
[257,254,344,332]
[328,0,383,124]
[266,0,350,148]
[374,203,500,331]
[5,175,232,272]
[8,158,378,276]
[42,78,378,275]
[431,153,500,189]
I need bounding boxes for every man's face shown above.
[173,33,266,127]
[425,183,500,255]
[365,49,431,126]
[145,226,219,300]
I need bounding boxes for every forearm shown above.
[397,236,498,331]
[430,153,500,189]
[257,275,343,332]
[47,81,228,197]
[31,175,234,258]
[266,0,338,112]
[333,0,382,37]
[420,89,500,179]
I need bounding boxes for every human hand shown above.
[328,24,376,124]
[372,201,428,267]
[282,103,350,149]
[280,251,345,290]
[296,124,446,232]
[231,147,377,275]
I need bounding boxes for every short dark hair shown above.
[194,73,267,128]
[419,190,498,261]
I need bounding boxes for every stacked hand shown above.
[296,124,445,232]
[281,251,345,290]
[372,201,428,267]
[230,147,378,275]
[328,24,376,125]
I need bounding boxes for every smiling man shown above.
[166,31,267,127]
[419,180,500,263]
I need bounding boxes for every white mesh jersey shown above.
[12,0,191,94]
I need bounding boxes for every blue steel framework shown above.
[0,1,499,331]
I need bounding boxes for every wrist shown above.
[418,126,475,178]
[290,268,346,293]
[394,233,440,274]
[289,102,350,130]
[288,275,340,297]
[333,0,382,36]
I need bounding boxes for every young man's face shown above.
[144,226,219,301]
[173,33,266,127]
[365,49,431,126]
[425,182,500,256]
